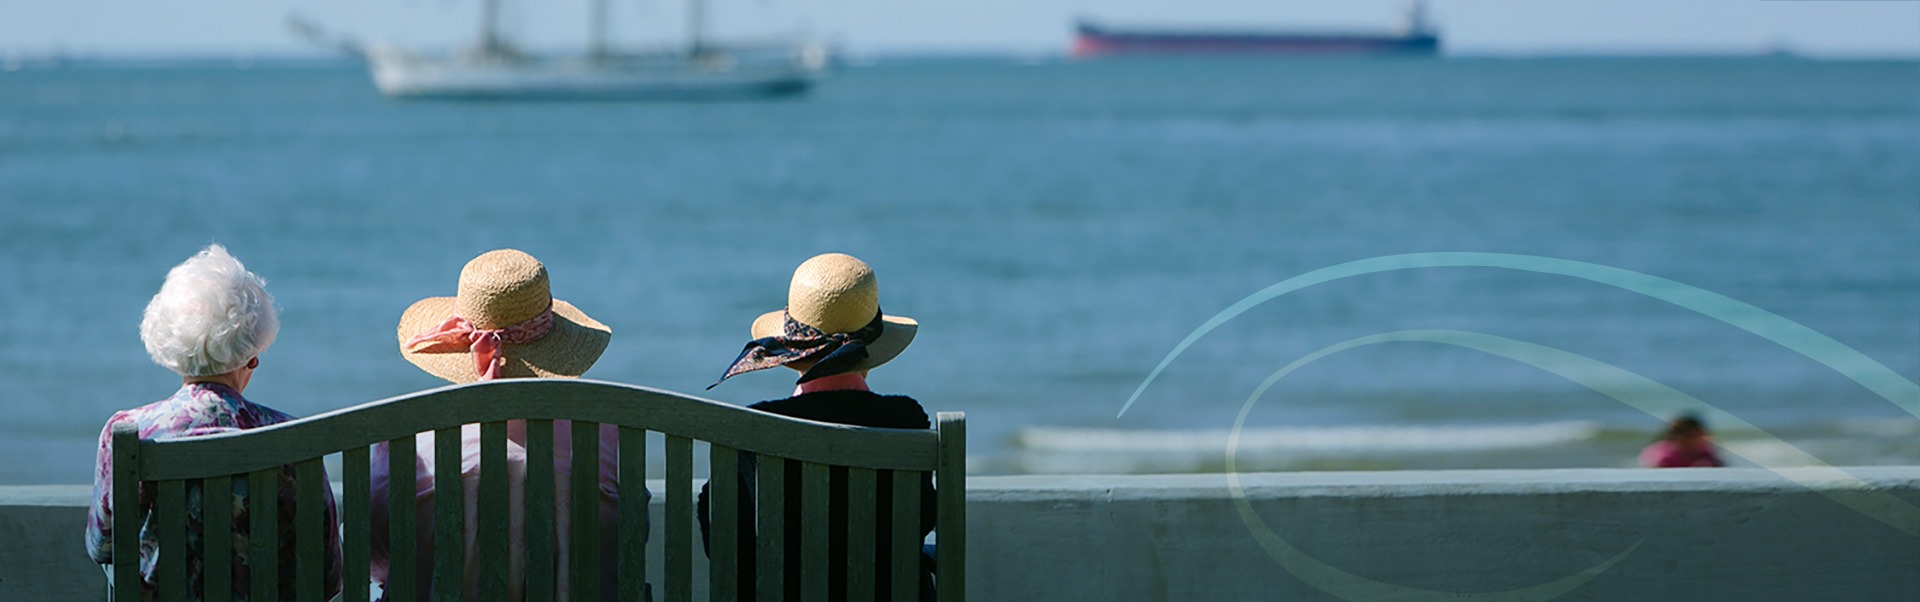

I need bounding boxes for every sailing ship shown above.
[1073,1,1440,58]
[291,0,828,100]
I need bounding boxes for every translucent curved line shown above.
[1228,332,1917,600]
[1229,330,1920,601]
[1121,252,1920,419]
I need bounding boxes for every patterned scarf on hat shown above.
[404,307,555,381]
[710,310,886,388]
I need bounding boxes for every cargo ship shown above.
[1073,2,1439,58]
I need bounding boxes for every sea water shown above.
[2,56,1916,483]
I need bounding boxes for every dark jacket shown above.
[696,389,938,601]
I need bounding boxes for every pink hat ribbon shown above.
[404,308,555,380]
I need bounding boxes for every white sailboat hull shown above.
[367,49,825,100]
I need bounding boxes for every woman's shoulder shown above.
[1637,440,1675,467]
[237,400,299,427]
[749,390,931,429]
[192,384,298,428]
[98,389,193,435]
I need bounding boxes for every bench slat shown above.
[800,462,828,602]
[571,421,602,602]
[112,425,140,602]
[756,455,785,600]
[709,445,738,601]
[846,467,877,602]
[385,437,417,602]
[891,470,921,602]
[205,475,234,602]
[249,468,279,602]
[665,435,692,602]
[343,447,370,602]
[618,427,647,602]
[936,413,966,602]
[479,422,509,601]
[157,479,187,602]
[296,458,326,602]
[525,420,555,602]
[434,427,463,602]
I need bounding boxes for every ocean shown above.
[2,56,1916,484]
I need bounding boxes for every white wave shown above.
[1719,436,1920,469]
[1014,421,1604,456]
[1831,417,1920,438]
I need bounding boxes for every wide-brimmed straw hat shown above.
[397,249,611,383]
[748,253,916,373]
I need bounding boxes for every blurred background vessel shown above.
[290,0,829,100]
[1074,1,1439,58]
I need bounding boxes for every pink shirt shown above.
[369,420,627,601]
[1639,440,1724,468]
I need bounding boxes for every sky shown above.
[0,0,1916,58]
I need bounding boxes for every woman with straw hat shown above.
[85,244,343,601]
[371,249,631,601]
[699,252,938,600]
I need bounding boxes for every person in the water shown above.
[1640,414,1725,468]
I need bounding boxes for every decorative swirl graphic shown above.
[1121,253,1920,599]
[1225,331,1919,600]
[1119,252,1920,420]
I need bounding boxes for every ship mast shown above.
[688,0,708,57]
[590,0,609,60]
[1402,0,1432,35]
[480,0,505,55]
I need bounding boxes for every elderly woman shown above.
[700,253,938,600]
[84,244,343,600]
[372,248,628,602]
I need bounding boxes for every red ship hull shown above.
[1073,22,1440,58]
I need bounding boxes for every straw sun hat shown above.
[397,249,611,383]
[747,253,917,374]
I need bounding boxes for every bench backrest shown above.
[111,378,966,601]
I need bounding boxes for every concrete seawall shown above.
[969,468,1919,600]
[6,468,1916,600]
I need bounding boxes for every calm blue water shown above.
[2,57,1916,483]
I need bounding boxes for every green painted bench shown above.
[110,378,967,601]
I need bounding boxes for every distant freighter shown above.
[1073,2,1440,58]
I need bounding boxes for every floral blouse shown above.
[85,382,343,601]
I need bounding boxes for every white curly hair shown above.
[140,244,279,377]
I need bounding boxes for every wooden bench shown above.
[110,378,966,601]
